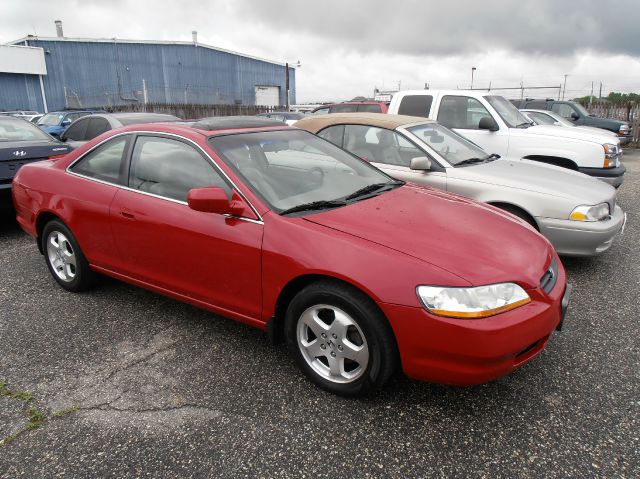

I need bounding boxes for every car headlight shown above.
[603,143,620,168]
[416,283,531,319]
[569,203,610,221]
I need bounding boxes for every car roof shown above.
[91,112,181,125]
[295,112,435,131]
[116,116,290,137]
[190,116,286,131]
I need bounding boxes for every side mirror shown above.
[570,112,580,121]
[187,187,232,214]
[410,156,432,171]
[478,116,499,131]
[187,187,248,216]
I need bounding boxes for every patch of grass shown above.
[53,406,79,418]
[0,380,34,402]
[27,407,44,430]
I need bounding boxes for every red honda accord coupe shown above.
[12,117,570,396]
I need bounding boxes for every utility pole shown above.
[285,62,290,110]
[589,81,594,106]
[599,82,602,99]
[562,74,568,100]
[471,67,476,89]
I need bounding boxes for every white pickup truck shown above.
[388,90,625,187]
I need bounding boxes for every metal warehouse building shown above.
[0,25,296,113]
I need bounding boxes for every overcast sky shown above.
[2,0,639,103]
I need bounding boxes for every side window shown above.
[551,103,575,119]
[317,125,345,147]
[397,95,433,117]
[312,107,330,115]
[343,125,423,167]
[70,136,128,184]
[63,118,89,141]
[128,136,231,203]
[85,118,110,141]
[437,95,492,129]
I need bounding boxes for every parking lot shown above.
[0,151,638,478]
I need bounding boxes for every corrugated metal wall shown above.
[0,72,45,112]
[1,39,295,112]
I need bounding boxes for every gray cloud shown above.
[232,0,640,57]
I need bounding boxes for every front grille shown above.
[540,258,558,294]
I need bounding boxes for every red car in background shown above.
[310,101,389,115]
[12,117,569,396]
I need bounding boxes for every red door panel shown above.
[109,189,263,321]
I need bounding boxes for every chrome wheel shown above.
[296,304,369,384]
[46,231,77,283]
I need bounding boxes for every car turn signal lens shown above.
[570,203,610,221]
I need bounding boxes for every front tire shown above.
[42,220,97,292]
[285,280,398,397]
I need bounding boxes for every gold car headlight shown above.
[416,283,531,319]
[569,203,610,221]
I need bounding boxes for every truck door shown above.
[435,95,509,157]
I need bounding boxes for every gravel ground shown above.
[0,152,638,478]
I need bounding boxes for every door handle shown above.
[120,211,135,220]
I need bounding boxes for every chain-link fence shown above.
[105,102,281,119]
[63,81,272,110]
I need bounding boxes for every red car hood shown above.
[303,184,552,288]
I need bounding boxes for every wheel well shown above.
[488,202,539,231]
[268,274,381,344]
[522,155,579,171]
[35,212,62,254]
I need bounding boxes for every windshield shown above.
[572,102,590,116]
[0,117,52,142]
[38,113,65,126]
[484,96,531,128]
[530,111,574,127]
[209,129,398,214]
[407,123,489,166]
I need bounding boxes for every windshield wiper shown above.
[280,199,347,216]
[456,154,500,167]
[343,181,402,201]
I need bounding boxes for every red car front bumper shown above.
[379,277,568,386]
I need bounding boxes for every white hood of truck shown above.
[523,124,619,145]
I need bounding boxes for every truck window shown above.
[551,103,576,119]
[523,100,549,109]
[357,104,382,113]
[330,104,358,113]
[397,95,433,117]
[437,95,491,130]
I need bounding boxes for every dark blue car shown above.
[37,111,95,138]
[1,116,71,196]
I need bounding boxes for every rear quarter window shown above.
[397,95,433,117]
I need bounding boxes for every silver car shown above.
[295,113,626,256]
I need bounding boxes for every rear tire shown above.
[285,280,398,397]
[42,220,97,292]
